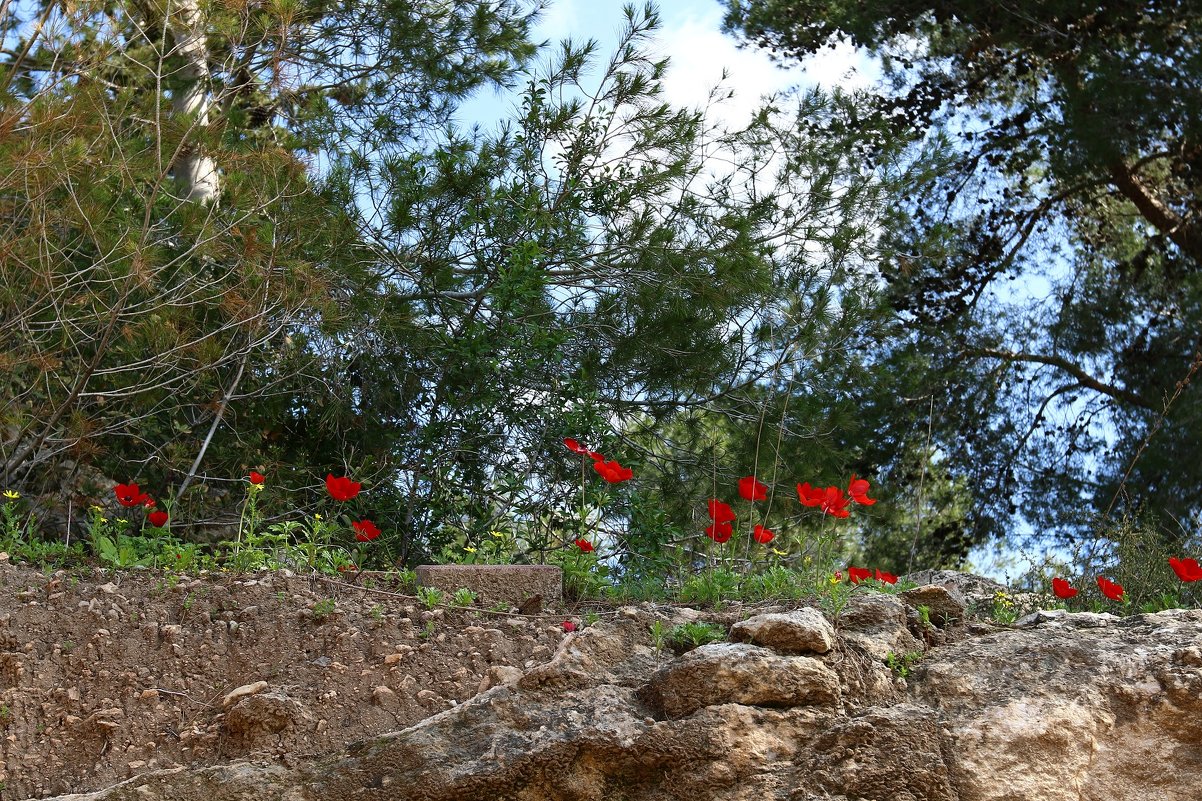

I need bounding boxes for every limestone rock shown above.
[838,592,924,661]
[220,681,267,709]
[900,583,967,626]
[223,692,306,739]
[637,642,841,718]
[728,607,834,653]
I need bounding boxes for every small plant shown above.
[990,591,1017,625]
[678,568,741,608]
[60,640,74,653]
[369,604,384,621]
[0,704,11,729]
[817,571,855,621]
[916,604,934,630]
[649,619,669,654]
[668,621,727,653]
[1,490,29,552]
[418,620,437,640]
[584,610,600,627]
[885,650,925,679]
[312,598,337,620]
[451,587,478,607]
[416,586,444,609]
[394,568,419,592]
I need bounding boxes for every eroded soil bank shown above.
[0,561,576,798]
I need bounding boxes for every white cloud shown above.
[653,2,877,127]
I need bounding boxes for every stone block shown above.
[415,564,562,606]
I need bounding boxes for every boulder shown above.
[729,607,834,653]
[637,642,841,718]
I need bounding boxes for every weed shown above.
[649,620,669,654]
[451,587,477,607]
[416,586,444,609]
[678,568,740,608]
[369,604,384,621]
[990,592,1017,625]
[584,610,600,627]
[418,620,437,640]
[885,650,925,679]
[312,598,337,620]
[668,621,726,653]
[394,569,418,592]
[742,566,808,602]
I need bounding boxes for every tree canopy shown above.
[2,1,906,570]
[725,0,1202,558]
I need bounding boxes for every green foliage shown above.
[311,598,337,621]
[725,0,1202,561]
[678,568,742,608]
[416,586,444,609]
[451,587,478,607]
[551,547,613,601]
[667,622,728,653]
[885,650,924,679]
[1077,513,1201,612]
[740,566,810,602]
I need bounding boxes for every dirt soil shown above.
[0,558,580,798]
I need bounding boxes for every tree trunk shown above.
[168,0,219,203]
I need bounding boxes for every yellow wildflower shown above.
[463,546,478,554]
[2,489,18,500]
[771,548,788,557]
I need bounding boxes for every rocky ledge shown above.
[40,575,1202,801]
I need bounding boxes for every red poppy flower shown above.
[796,482,825,507]
[352,519,381,542]
[1169,557,1202,583]
[738,476,768,502]
[337,564,359,572]
[705,522,733,543]
[1097,576,1124,602]
[563,438,588,454]
[820,486,851,518]
[592,458,633,483]
[115,482,141,507]
[562,620,577,632]
[248,471,266,485]
[707,499,736,523]
[326,474,362,502]
[848,565,872,584]
[1052,577,1078,599]
[147,510,169,528]
[874,568,897,584]
[139,494,156,508]
[751,524,774,544]
[848,475,877,505]
[574,538,595,553]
